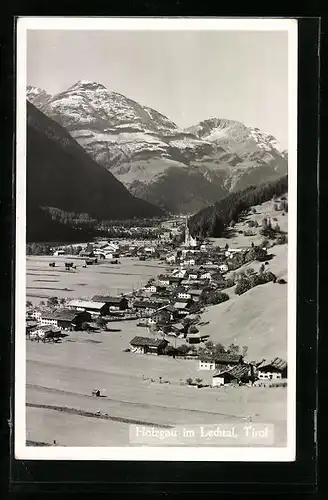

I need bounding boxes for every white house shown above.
[144,285,157,294]
[29,310,42,321]
[198,360,216,371]
[257,358,287,380]
[40,312,58,327]
[182,259,196,266]
[219,264,229,273]
[159,278,170,286]
[200,272,212,280]
[144,246,156,254]
[166,254,176,264]
[177,291,191,300]
[174,268,187,278]
[53,249,65,256]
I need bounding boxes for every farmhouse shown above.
[212,365,252,387]
[198,359,216,371]
[168,276,183,286]
[149,306,173,325]
[54,309,91,330]
[173,299,194,316]
[133,300,160,315]
[143,285,158,294]
[28,309,42,321]
[257,357,287,380]
[189,289,204,300]
[158,276,170,286]
[40,312,59,327]
[92,295,128,311]
[177,288,192,300]
[67,300,109,316]
[171,323,187,335]
[186,333,201,344]
[79,250,95,258]
[130,336,169,355]
[26,320,38,337]
[53,250,65,256]
[35,325,63,340]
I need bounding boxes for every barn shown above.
[212,365,252,387]
[67,300,109,316]
[54,309,92,330]
[130,336,169,355]
[92,295,128,311]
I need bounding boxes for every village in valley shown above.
[26,195,288,447]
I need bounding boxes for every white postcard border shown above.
[15,17,298,462]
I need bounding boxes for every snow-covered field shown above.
[26,256,167,304]
[26,326,287,447]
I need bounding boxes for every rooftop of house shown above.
[172,323,185,331]
[173,302,189,309]
[213,364,250,379]
[189,289,203,295]
[133,300,160,309]
[214,353,244,364]
[37,324,61,332]
[68,300,106,310]
[55,308,88,321]
[92,295,126,303]
[130,336,169,347]
[257,357,287,371]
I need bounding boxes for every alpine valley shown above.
[27,81,288,214]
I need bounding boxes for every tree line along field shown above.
[26,256,167,304]
[26,327,287,447]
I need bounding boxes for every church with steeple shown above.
[184,216,197,248]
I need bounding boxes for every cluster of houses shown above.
[27,216,286,386]
[125,335,287,386]
[198,353,287,386]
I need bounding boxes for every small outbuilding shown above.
[212,365,252,387]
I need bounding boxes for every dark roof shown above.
[214,353,243,364]
[172,323,186,331]
[213,365,250,380]
[257,357,287,371]
[130,336,168,347]
[92,295,126,304]
[168,276,182,282]
[26,321,38,329]
[40,311,58,320]
[133,300,160,309]
[54,309,87,321]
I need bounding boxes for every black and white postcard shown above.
[15,17,298,461]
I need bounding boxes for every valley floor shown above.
[26,325,287,447]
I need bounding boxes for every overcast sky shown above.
[27,29,289,148]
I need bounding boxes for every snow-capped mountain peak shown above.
[26,81,288,214]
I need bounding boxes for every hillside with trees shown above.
[27,101,165,242]
[189,175,288,237]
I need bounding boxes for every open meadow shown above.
[26,323,287,447]
[26,256,167,304]
[210,198,288,249]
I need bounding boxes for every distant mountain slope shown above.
[27,81,288,213]
[27,101,164,241]
[189,175,288,237]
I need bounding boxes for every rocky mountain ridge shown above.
[27,81,288,213]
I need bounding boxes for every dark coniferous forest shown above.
[189,175,288,237]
